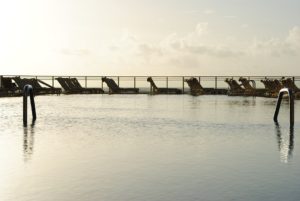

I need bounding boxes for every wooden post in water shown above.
[117,77,119,86]
[85,76,87,88]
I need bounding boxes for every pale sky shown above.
[0,0,300,75]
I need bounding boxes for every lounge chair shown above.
[224,78,245,96]
[56,77,104,94]
[147,77,182,94]
[185,77,204,96]
[238,77,266,96]
[261,78,283,98]
[281,77,300,99]
[13,76,61,95]
[281,77,299,92]
[0,76,20,97]
[102,77,139,94]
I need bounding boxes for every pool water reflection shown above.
[0,95,299,201]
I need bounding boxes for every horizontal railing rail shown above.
[1,75,300,95]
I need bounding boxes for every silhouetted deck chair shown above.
[281,77,299,92]
[0,76,20,96]
[13,76,61,95]
[147,77,182,94]
[261,78,283,98]
[56,77,104,94]
[102,77,139,94]
[280,77,300,99]
[185,77,204,96]
[224,78,245,96]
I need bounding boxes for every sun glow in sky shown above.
[0,0,300,75]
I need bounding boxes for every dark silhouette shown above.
[273,88,294,127]
[224,78,245,96]
[56,77,104,94]
[185,77,204,96]
[102,77,139,94]
[0,76,20,96]
[147,77,182,94]
[261,78,283,98]
[238,77,267,96]
[23,85,37,127]
[13,76,61,95]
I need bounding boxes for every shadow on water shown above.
[23,120,35,162]
[274,122,294,163]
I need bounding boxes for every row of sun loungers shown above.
[56,77,103,94]
[224,77,300,98]
[0,76,61,96]
[1,76,299,97]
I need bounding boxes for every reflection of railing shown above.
[273,88,294,127]
[275,123,294,163]
[23,85,37,126]
[23,125,35,162]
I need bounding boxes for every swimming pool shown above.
[0,95,299,201]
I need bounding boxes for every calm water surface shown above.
[0,95,299,201]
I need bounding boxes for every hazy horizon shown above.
[1,0,300,76]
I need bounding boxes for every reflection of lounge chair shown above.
[0,76,20,97]
[102,77,139,94]
[12,76,61,95]
[225,78,245,96]
[261,78,283,98]
[185,77,204,96]
[147,77,182,94]
[56,77,103,94]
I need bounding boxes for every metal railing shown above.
[23,85,37,126]
[273,88,294,127]
[1,75,300,94]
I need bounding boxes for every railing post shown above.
[293,77,295,84]
[52,76,54,88]
[117,77,119,86]
[23,85,36,126]
[134,77,136,88]
[101,77,103,88]
[215,76,217,89]
[182,77,185,93]
[166,77,168,89]
[85,76,87,88]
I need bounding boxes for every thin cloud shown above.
[241,24,249,29]
[224,15,237,19]
[61,48,90,56]
[203,9,215,15]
